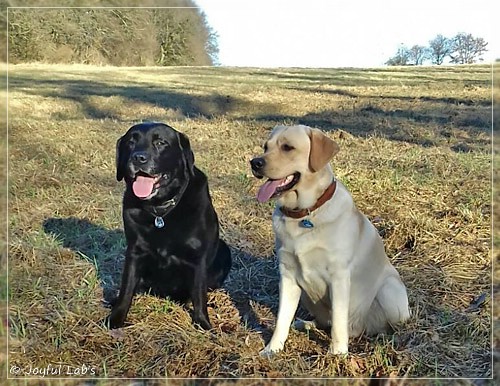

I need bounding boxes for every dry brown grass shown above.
[1,62,8,383]
[6,62,493,383]
[492,62,499,383]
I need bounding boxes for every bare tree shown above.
[429,34,452,65]
[449,32,488,64]
[385,45,411,66]
[408,45,429,65]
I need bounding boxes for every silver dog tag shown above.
[154,216,165,228]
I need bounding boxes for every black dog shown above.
[107,122,231,330]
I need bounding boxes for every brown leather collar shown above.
[279,180,337,219]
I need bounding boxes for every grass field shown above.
[6,62,494,382]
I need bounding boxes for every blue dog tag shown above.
[299,219,314,228]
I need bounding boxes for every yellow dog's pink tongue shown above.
[133,175,155,198]
[257,179,283,203]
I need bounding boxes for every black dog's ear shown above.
[177,131,195,175]
[115,136,126,181]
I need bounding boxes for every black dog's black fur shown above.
[107,122,231,330]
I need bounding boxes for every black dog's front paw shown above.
[104,311,126,330]
[193,314,212,330]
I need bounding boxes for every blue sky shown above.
[194,0,496,68]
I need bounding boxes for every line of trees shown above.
[386,33,488,66]
[2,0,219,66]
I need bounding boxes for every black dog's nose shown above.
[132,151,150,164]
[250,157,266,171]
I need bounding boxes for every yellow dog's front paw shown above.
[329,343,348,355]
[259,345,282,359]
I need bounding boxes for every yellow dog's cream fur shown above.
[255,125,410,356]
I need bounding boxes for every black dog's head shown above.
[116,122,195,201]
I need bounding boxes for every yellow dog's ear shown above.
[308,128,339,172]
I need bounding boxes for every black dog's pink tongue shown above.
[257,179,282,203]
[133,176,155,198]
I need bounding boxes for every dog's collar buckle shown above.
[157,198,176,210]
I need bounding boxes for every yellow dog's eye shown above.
[282,144,294,152]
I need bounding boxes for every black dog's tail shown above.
[207,239,232,290]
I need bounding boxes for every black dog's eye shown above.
[154,139,168,148]
[282,144,294,152]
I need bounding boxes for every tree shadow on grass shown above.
[41,216,284,336]
[9,71,491,152]
[247,106,491,151]
[8,74,278,121]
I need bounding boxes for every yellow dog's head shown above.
[250,125,339,203]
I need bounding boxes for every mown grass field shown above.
[6,62,494,383]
